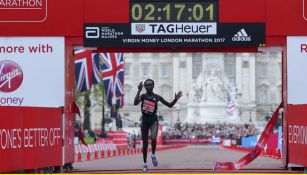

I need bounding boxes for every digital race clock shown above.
[84,0,265,48]
[130,0,218,22]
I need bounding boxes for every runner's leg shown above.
[149,122,158,155]
[149,122,159,167]
[141,125,149,163]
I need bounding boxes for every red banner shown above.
[163,138,211,145]
[213,103,282,170]
[287,104,307,166]
[107,131,128,149]
[64,107,75,164]
[157,124,163,145]
[0,106,62,173]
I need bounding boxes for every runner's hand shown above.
[175,91,183,100]
[138,81,143,90]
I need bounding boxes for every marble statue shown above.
[186,64,241,123]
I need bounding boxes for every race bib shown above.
[143,100,155,113]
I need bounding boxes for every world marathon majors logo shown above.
[0,60,23,93]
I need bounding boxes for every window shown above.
[276,85,282,104]
[224,55,236,84]
[161,63,169,78]
[125,63,131,76]
[160,85,171,100]
[242,61,249,68]
[192,54,202,78]
[257,85,269,105]
[258,62,269,77]
[142,64,150,77]
[124,88,131,104]
[180,61,186,68]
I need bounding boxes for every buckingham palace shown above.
[90,52,281,130]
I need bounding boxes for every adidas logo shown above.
[232,28,251,42]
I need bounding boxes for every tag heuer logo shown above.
[232,28,251,42]
[135,24,145,33]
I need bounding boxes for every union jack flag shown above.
[226,101,236,116]
[74,50,101,92]
[100,53,125,108]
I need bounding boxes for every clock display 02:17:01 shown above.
[130,2,217,22]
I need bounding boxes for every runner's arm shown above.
[159,91,183,107]
[134,82,143,105]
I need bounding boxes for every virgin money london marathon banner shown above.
[83,23,265,48]
[0,37,64,107]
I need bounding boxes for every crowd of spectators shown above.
[163,122,260,140]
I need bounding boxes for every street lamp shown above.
[234,88,243,123]
[176,105,180,122]
[249,110,252,123]
[235,88,242,99]
[175,104,181,130]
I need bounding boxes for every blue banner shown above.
[241,136,258,148]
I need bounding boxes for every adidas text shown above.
[232,28,251,42]
[232,36,251,41]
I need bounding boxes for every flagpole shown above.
[101,80,107,138]
[99,53,107,138]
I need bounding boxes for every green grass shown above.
[84,137,95,144]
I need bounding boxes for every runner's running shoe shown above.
[142,165,148,173]
[151,155,158,167]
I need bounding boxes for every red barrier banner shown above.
[107,131,128,148]
[0,106,62,173]
[213,103,282,170]
[64,111,75,164]
[287,104,307,166]
[157,124,163,145]
[163,138,211,145]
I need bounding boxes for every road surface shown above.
[70,145,296,173]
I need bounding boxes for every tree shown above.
[92,82,108,137]
[83,91,91,130]
[75,91,91,131]
[75,80,107,137]
[92,82,104,106]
